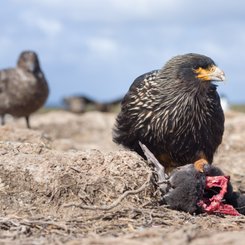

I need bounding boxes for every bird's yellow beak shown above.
[195,65,225,82]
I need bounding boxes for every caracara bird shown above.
[0,51,49,128]
[113,53,225,172]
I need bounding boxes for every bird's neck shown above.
[154,81,214,113]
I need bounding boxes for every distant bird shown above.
[0,50,49,128]
[95,97,122,112]
[63,95,122,113]
[63,95,95,113]
[113,53,225,172]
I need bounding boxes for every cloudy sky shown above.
[1,0,245,105]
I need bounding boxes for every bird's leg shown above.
[194,152,209,172]
[1,115,5,125]
[139,141,169,194]
[25,116,31,129]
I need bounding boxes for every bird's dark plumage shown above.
[113,53,225,168]
[0,50,49,128]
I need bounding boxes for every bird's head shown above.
[17,50,41,73]
[162,53,225,86]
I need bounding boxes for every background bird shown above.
[63,95,96,113]
[0,50,49,128]
[113,53,225,171]
[63,95,122,113]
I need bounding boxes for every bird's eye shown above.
[193,65,199,70]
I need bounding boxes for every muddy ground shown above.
[0,110,244,244]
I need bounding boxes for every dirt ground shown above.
[0,110,244,244]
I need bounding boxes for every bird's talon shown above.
[194,158,209,172]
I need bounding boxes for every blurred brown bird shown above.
[0,50,49,128]
[63,95,122,113]
[113,53,225,172]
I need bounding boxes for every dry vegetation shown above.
[0,110,244,244]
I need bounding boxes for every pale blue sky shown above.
[1,0,245,105]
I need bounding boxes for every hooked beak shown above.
[195,65,225,82]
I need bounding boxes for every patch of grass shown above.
[231,104,245,113]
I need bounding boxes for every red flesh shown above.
[198,176,240,216]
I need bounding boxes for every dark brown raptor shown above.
[113,53,225,171]
[0,50,49,128]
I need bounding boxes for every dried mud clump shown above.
[0,142,156,217]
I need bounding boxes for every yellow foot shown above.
[194,158,209,172]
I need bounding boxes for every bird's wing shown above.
[129,69,159,91]
[0,68,23,91]
[113,70,160,152]
[0,69,11,94]
[75,95,96,104]
[0,68,25,110]
[0,69,15,112]
[121,70,160,107]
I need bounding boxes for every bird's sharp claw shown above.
[194,158,209,172]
